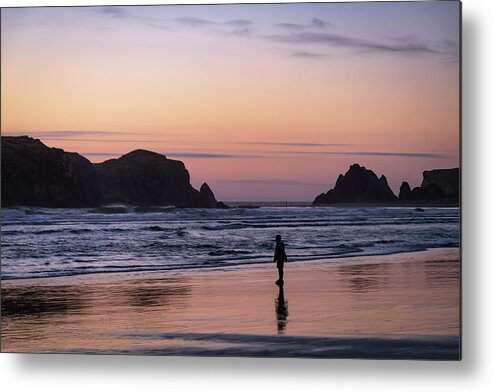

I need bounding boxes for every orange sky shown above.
[1,3,460,200]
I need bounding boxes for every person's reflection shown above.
[275,283,288,334]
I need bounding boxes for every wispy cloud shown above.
[323,151,450,158]
[273,150,451,159]
[95,7,129,19]
[263,32,440,55]
[164,152,264,159]
[91,8,456,62]
[311,18,328,29]
[432,149,459,153]
[276,23,306,30]
[4,132,452,160]
[289,51,329,59]
[94,6,169,30]
[79,150,451,162]
[239,141,351,147]
[95,8,255,36]
[225,19,254,28]
[174,16,254,29]
[437,39,459,64]
[4,130,146,138]
[174,16,215,27]
[276,17,330,31]
[146,22,170,31]
[29,138,174,143]
[174,16,255,37]
[82,152,266,159]
[221,27,255,38]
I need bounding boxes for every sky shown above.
[1,2,460,201]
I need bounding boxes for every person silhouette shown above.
[275,284,288,334]
[274,234,287,285]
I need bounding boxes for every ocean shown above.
[1,205,460,280]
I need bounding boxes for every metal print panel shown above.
[0,1,461,359]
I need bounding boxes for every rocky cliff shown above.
[421,168,459,199]
[1,137,227,208]
[1,136,102,207]
[398,168,459,203]
[95,149,218,207]
[313,164,397,204]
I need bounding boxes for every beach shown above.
[1,247,460,359]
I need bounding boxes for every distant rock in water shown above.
[398,182,412,201]
[196,183,229,208]
[398,168,459,204]
[199,182,216,204]
[173,182,227,208]
[1,136,102,207]
[1,137,227,208]
[313,164,397,204]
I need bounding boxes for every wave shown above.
[69,229,93,234]
[90,205,133,214]
[147,225,169,232]
[34,229,62,235]
[2,228,94,235]
[207,249,252,256]
[1,242,457,281]
[134,206,175,213]
[1,206,460,280]
[176,228,187,237]
[199,219,457,231]
[25,208,51,215]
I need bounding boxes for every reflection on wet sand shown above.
[1,276,191,352]
[275,284,288,334]
[122,278,190,311]
[1,249,460,358]
[424,259,460,287]
[1,284,93,346]
[1,285,88,319]
[336,263,390,293]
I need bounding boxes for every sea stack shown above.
[313,163,397,204]
[398,182,412,201]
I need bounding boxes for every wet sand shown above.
[1,248,460,359]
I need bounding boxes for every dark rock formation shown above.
[399,182,412,201]
[421,168,459,199]
[96,150,198,207]
[1,137,227,208]
[199,183,216,204]
[400,168,459,204]
[1,136,102,207]
[410,183,445,201]
[196,183,229,209]
[94,150,226,208]
[313,164,397,204]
